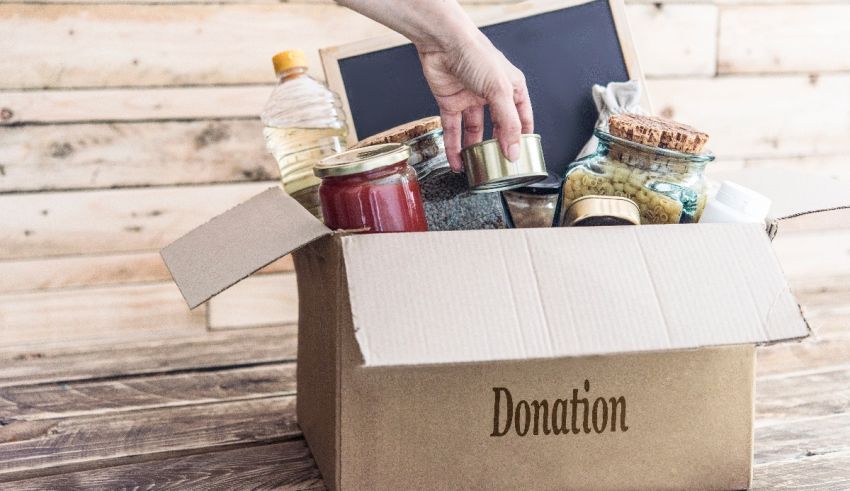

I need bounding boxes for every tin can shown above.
[562,195,641,227]
[461,134,548,193]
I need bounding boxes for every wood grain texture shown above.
[208,273,298,330]
[756,285,850,378]
[719,4,850,74]
[0,3,727,90]
[632,0,840,3]
[773,230,850,285]
[0,0,514,4]
[755,413,850,466]
[0,0,831,4]
[4,87,847,195]
[0,324,298,387]
[0,86,269,125]
[757,336,850,378]
[0,4,404,89]
[0,364,295,420]
[0,282,206,347]
[0,253,293,295]
[10,448,850,491]
[0,252,175,294]
[647,74,850,159]
[795,289,850,320]
[804,305,850,334]
[0,395,299,479]
[756,366,850,427]
[0,120,276,192]
[2,439,324,491]
[0,182,272,259]
[732,154,850,182]
[709,154,850,186]
[627,3,717,76]
[753,451,850,490]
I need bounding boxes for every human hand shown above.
[417,31,533,172]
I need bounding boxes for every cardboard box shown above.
[161,169,849,490]
[159,1,850,487]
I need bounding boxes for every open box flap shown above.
[712,168,850,238]
[161,187,330,308]
[342,224,809,367]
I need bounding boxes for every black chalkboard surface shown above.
[321,0,644,176]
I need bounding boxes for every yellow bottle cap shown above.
[272,50,308,74]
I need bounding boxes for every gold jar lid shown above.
[461,134,548,193]
[563,195,641,227]
[315,143,411,178]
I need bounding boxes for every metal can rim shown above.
[461,134,547,193]
[462,133,542,152]
[315,143,411,178]
[563,195,641,226]
[469,172,548,194]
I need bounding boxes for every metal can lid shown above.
[461,134,548,193]
[315,143,410,178]
[509,171,563,196]
[564,195,641,227]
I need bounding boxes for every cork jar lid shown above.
[608,114,709,153]
[350,116,442,149]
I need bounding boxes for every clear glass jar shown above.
[559,129,714,225]
[501,173,562,228]
[315,143,428,233]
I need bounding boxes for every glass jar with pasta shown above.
[559,128,714,225]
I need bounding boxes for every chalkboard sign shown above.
[321,0,646,176]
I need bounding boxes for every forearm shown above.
[336,0,479,51]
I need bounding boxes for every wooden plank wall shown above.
[1,0,849,347]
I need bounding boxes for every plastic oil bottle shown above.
[261,50,348,220]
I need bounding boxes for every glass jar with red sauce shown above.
[314,143,428,233]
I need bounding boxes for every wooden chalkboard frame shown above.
[320,0,650,146]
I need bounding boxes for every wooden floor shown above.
[0,256,848,489]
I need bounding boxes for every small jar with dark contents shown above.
[315,143,428,233]
[501,173,562,228]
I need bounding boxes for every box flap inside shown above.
[342,224,808,367]
[712,168,850,236]
[161,187,330,308]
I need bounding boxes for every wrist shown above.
[413,15,481,53]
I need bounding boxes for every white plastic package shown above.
[576,80,648,159]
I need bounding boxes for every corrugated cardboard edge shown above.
[292,236,344,491]
[768,206,850,240]
[332,238,350,491]
[339,226,809,368]
[766,210,833,344]
[756,302,814,350]
[160,187,330,309]
[711,168,850,240]
[745,345,756,489]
